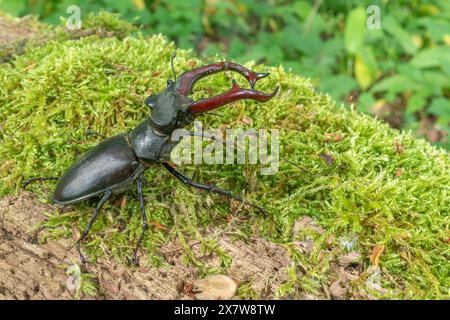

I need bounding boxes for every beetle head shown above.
[145,79,194,134]
[145,58,278,134]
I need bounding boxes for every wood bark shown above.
[0,192,292,300]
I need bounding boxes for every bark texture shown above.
[0,192,292,300]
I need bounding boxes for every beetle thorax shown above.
[145,81,194,134]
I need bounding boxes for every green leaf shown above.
[0,0,25,16]
[293,1,312,20]
[358,92,375,113]
[282,26,322,57]
[406,95,426,114]
[354,46,378,89]
[103,0,135,14]
[428,98,450,123]
[435,0,450,13]
[344,8,366,54]
[397,64,423,82]
[422,71,450,95]
[357,46,378,72]
[383,16,418,55]
[417,17,450,43]
[228,38,246,59]
[371,75,421,93]
[410,47,450,69]
[355,54,373,89]
[320,74,358,102]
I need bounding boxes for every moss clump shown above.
[0,13,448,299]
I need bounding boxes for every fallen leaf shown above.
[149,220,169,231]
[369,244,385,266]
[183,282,195,298]
[325,132,344,143]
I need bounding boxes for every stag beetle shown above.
[24,55,278,264]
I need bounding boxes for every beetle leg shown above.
[77,189,112,264]
[132,174,148,265]
[23,177,59,189]
[162,163,266,214]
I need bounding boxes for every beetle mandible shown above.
[24,55,278,264]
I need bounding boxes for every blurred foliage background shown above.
[1,0,449,149]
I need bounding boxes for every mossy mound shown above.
[0,13,448,299]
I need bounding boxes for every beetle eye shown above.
[145,95,157,109]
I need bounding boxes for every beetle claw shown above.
[131,255,139,266]
[249,72,270,88]
[77,242,88,265]
[176,61,274,97]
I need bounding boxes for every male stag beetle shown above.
[24,55,278,264]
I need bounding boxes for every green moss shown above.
[0,13,448,299]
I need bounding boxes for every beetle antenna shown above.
[206,112,224,117]
[171,52,177,82]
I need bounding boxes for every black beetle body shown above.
[25,60,278,264]
[129,119,174,162]
[53,134,142,204]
